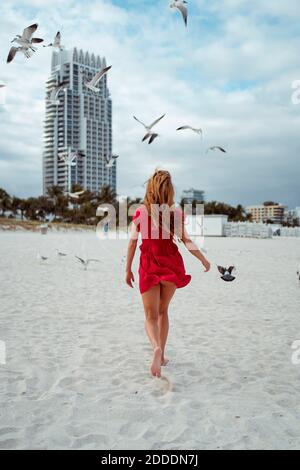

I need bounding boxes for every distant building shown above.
[246,204,287,224]
[181,188,205,204]
[43,47,116,195]
[284,207,300,226]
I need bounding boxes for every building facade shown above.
[246,204,286,224]
[43,47,116,195]
[181,188,205,204]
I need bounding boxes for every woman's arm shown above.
[181,227,211,272]
[125,221,139,288]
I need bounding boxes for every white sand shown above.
[0,231,300,450]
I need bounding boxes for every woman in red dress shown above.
[125,170,210,377]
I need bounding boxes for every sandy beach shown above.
[0,230,300,450]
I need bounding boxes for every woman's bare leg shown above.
[141,284,162,377]
[159,281,176,366]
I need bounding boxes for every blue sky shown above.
[0,0,300,207]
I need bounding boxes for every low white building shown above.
[185,214,228,238]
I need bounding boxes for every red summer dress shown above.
[132,205,191,294]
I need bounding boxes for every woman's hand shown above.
[202,258,211,272]
[125,270,135,288]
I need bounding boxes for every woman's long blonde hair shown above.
[144,169,177,238]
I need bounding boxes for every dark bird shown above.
[217,266,236,282]
[142,132,159,144]
[297,271,300,282]
[207,146,227,154]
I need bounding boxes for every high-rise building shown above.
[43,47,116,195]
[181,188,205,204]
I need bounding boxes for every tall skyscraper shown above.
[43,47,116,195]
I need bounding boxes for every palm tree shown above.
[0,188,11,217]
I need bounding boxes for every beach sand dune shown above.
[0,231,300,449]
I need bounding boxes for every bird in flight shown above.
[170,1,188,27]
[206,146,227,154]
[47,81,68,105]
[7,24,43,63]
[217,266,236,282]
[84,65,112,93]
[177,125,203,137]
[75,256,100,270]
[133,114,165,145]
[44,31,63,50]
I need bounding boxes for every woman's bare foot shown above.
[161,357,169,366]
[150,347,162,377]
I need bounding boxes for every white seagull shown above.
[47,81,68,105]
[69,190,85,199]
[170,1,188,27]
[84,65,112,92]
[10,23,43,50]
[177,125,203,137]
[44,31,63,50]
[133,114,165,144]
[105,154,119,168]
[75,256,100,270]
[206,146,227,154]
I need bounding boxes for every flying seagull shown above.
[68,190,85,199]
[105,154,119,168]
[133,114,165,144]
[217,266,236,282]
[133,114,165,133]
[170,1,188,27]
[177,125,203,137]
[84,65,112,92]
[206,146,227,154]
[10,23,43,50]
[47,81,68,105]
[75,256,100,270]
[44,31,63,50]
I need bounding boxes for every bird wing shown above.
[22,23,38,40]
[112,155,119,159]
[142,133,151,142]
[75,256,85,264]
[176,125,192,131]
[177,4,188,26]
[133,116,147,128]
[54,82,68,99]
[217,147,226,153]
[217,266,226,275]
[54,32,61,47]
[228,266,235,274]
[149,114,165,129]
[92,65,112,85]
[31,38,44,43]
[148,133,158,144]
[88,259,100,263]
[7,47,18,63]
